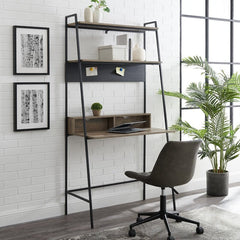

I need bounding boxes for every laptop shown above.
[108,121,146,134]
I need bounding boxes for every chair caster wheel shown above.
[196,226,204,234]
[176,218,182,222]
[136,216,143,222]
[167,236,175,240]
[128,228,136,237]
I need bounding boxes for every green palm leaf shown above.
[159,56,240,172]
[182,56,219,85]
[158,90,191,101]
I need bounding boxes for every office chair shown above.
[125,140,204,240]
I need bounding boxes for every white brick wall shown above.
[0,0,183,227]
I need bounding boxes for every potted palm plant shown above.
[159,56,240,196]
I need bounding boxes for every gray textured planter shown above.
[206,170,229,196]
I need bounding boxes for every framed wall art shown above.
[13,26,50,75]
[14,82,50,131]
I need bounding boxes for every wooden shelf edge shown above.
[68,113,151,120]
[67,21,158,32]
[69,128,175,140]
[67,59,161,65]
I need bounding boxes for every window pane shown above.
[209,64,231,76]
[209,0,230,19]
[225,107,230,121]
[233,107,240,133]
[182,65,205,107]
[232,66,240,107]
[182,18,205,59]
[234,0,240,20]
[181,109,205,141]
[233,108,240,139]
[233,64,240,73]
[182,0,205,16]
[234,23,240,62]
[209,21,230,62]
[182,109,205,128]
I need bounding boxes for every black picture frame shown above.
[13,26,50,75]
[14,82,50,131]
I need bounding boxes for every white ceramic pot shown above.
[93,7,103,23]
[132,44,145,61]
[84,7,93,23]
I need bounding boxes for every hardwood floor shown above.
[0,183,240,240]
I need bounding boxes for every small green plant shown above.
[91,102,103,110]
[89,0,110,12]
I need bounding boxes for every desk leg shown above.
[84,138,94,229]
[143,135,146,200]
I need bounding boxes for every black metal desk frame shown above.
[65,14,175,229]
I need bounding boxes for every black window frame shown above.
[180,0,240,140]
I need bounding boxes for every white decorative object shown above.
[132,44,145,61]
[93,7,103,23]
[116,34,129,60]
[116,34,128,45]
[98,45,127,61]
[84,7,93,23]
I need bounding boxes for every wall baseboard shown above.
[1,173,240,227]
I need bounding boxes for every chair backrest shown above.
[149,140,201,188]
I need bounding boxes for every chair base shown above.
[128,193,204,240]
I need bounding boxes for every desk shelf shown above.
[68,113,150,134]
[68,113,172,139]
[70,128,172,139]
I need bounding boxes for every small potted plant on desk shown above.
[159,56,240,196]
[91,102,103,116]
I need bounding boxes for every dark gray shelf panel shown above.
[66,61,145,82]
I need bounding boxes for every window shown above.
[180,0,240,140]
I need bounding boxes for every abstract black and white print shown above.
[14,82,49,131]
[21,34,43,68]
[14,26,49,74]
[21,89,44,124]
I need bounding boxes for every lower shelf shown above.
[69,128,174,139]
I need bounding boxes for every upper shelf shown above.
[68,59,161,65]
[67,21,158,33]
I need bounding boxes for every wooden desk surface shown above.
[70,128,174,140]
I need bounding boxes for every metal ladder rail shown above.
[144,21,169,142]
[144,21,178,211]
[65,13,94,229]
